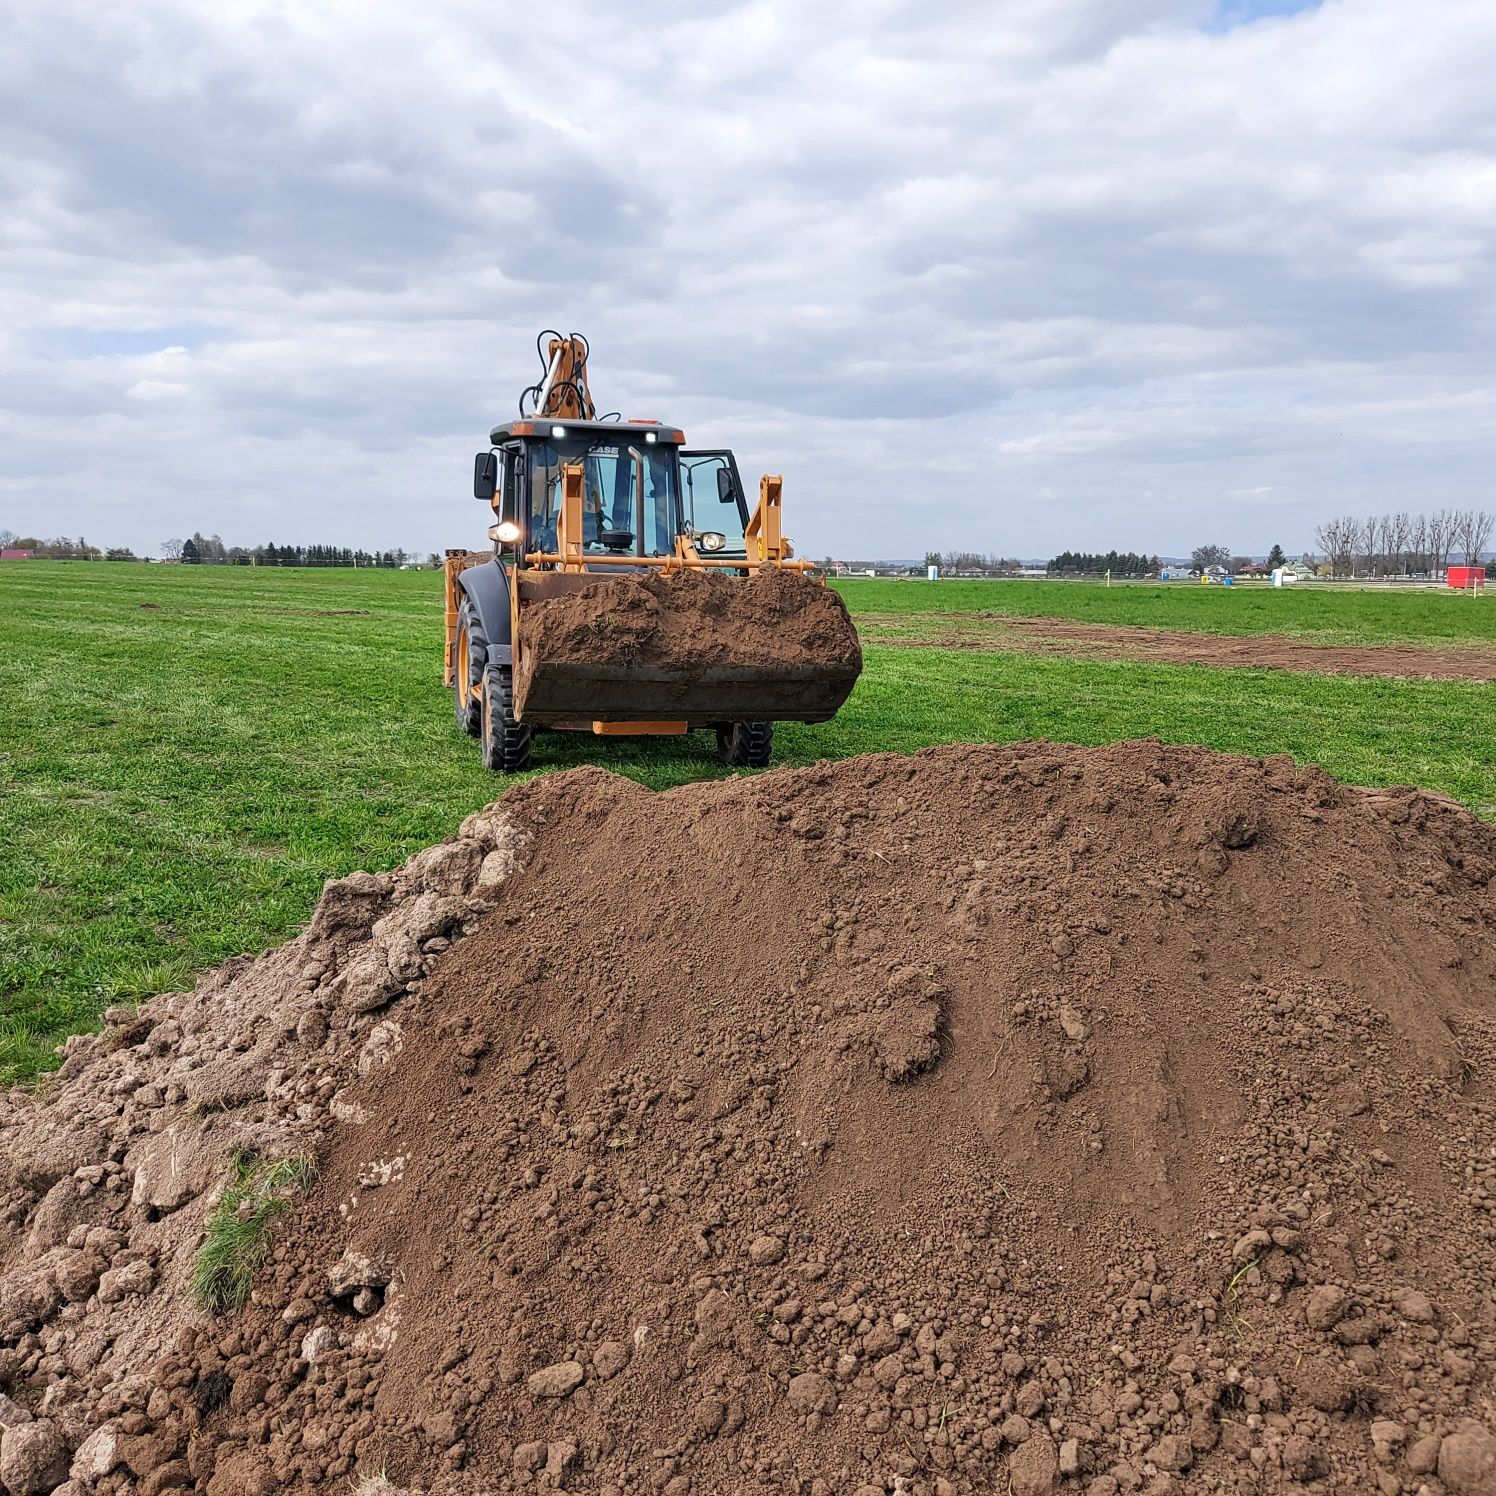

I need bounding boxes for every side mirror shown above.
[473,451,497,502]
[716,466,735,504]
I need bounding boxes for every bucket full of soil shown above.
[512,566,863,725]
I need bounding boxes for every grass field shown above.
[2,560,1493,1082]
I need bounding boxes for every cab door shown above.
[680,450,749,554]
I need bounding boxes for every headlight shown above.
[644,431,657,444]
[697,531,727,552]
[550,425,567,439]
[489,520,522,545]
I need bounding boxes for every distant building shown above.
[1,548,34,561]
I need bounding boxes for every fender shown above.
[456,557,513,664]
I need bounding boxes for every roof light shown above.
[645,431,657,444]
[550,424,567,439]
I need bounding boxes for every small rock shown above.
[592,1340,628,1380]
[299,1326,337,1364]
[1304,1284,1348,1330]
[1050,934,1075,958]
[1148,1434,1193,1472]
[545,1441,578,1479]
[1406,1433,1442,1475]
[69,1424,119,1483]
[327,1251,393,1297]
[96,1259,155,1304]
[0,1394,32,1429]
[1232,1228,1271,1262]
[512,1441,546,1473]
[0,1419,70,1496]
[1008,1431,1059,1496]
[747,1235,785,1266]
[1057,1004,1089,1041]
[786,1372,836,1416]
[693,1398,727,1436]
[1058,1438,1081,1476]
[1438,1420,1496,1495]
[1392,1287,1435,1323]
[527,1360,584,1399]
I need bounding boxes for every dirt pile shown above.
[513,567,862,722]
[3,741,1496,1496]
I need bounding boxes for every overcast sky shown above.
[2,0,1493,560]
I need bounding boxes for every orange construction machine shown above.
[443,332,861,773]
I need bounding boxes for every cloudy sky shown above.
[2,0,1493,560]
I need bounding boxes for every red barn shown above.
[1,548,34,561]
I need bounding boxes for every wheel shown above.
[452,597,487,738]
[716,720,773,768]
[480,661,532,773]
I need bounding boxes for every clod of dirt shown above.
[1,739,1494,1495]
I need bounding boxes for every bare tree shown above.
[1314,517,1358,579]
[1382,512,1409,577]
[161,537,184,560]
[1426,509,1454,578]
[1454,508,1493,568]
[1408,513,1428,575]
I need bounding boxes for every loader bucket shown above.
[512,568,863,727]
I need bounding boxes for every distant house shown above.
[1,548,33,561]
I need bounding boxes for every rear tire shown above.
[480,662,532,773]
[717,720,773,768]
[453,597,486,738]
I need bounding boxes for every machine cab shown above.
[477,420,750,563]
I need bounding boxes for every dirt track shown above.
[863,612,1496,681]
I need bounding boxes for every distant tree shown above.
[1229,556,1254,574]
[104,546,138,561]
[161,537,184,560]
[1190,544,1230,572]
[1266,543,1286,569]
[1454,508,1493,567]
[0,529,16,548]
[181,537,201,563]
[425,552,442,569]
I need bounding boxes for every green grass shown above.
[189,1150,319,1313]
[833,577,1496,645]
[1,560,1492,1082]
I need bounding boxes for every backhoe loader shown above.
[443,332,861,772]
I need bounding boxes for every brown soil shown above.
[864,613,1496,682]
[513,568,862,719]
[3,742,1496,1496]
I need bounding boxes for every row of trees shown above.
[920,550,1029,576]
[0,532,126,560]
[1312,509,1493,580]
[166,535,413,568]
[1048,550,1159,577]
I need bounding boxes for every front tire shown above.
[453,597,486,739]
[480,662,532,773]
[717,720,773,768]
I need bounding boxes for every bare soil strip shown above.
[861,612,1496,681]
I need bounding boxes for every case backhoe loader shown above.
[443,332,861,772]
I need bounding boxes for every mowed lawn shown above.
[2,561,1492,1081]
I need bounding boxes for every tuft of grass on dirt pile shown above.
[190,1150,319,1314]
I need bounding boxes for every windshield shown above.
[525,438,680,556]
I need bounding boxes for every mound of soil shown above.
[3,741,1495,1496]
[513,567,862,720]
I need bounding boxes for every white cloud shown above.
[0,0,1494,557]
